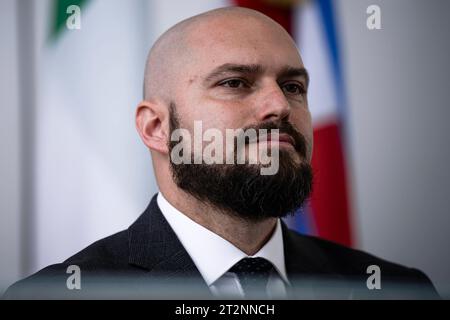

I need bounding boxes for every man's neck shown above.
[160,189,277,256]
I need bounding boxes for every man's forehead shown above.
[188,46,304,81]
[188,17,297,53]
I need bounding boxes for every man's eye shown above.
[219,79,248,89]
[282,83,306,95]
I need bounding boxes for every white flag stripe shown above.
[295,1,339,126]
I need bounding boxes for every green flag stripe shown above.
[51,0,90,40]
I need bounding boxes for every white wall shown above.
[337,0,450,295]
[0,0,21,296]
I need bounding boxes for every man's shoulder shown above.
[289,230,417,274]
[3,230,132,299]
[285,228,439,298]
[63,229,130,268]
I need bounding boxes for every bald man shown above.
[5,7,438,299]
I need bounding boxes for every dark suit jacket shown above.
[4,194,439,299]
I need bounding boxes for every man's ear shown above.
[135,100,169,154]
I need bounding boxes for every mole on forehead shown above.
[187,75,198,85]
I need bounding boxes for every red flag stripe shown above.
[311,121,352,246]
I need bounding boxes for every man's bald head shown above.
[143,7,300,102]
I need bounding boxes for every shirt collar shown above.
[157,192,289,286]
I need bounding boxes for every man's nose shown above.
[255,83,290,122]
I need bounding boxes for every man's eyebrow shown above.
[278,66,310,87]
[203,63,264,83]
[202,63,310,87]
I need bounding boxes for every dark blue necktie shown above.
[229,257,275,298]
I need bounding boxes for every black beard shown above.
[168,102,313,223]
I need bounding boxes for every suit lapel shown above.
[281,221,353,299]
[127,194,210,294]
[282,221,333,275]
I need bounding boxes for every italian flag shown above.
[35,0,152,270]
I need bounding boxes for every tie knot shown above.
[229,258,275,297]
[230,257,274,276]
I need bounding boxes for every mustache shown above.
[238,120,308,158]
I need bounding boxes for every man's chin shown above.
[172,164,312,222]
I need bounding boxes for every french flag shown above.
[234,0,353,247]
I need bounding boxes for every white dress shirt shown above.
[157,192,290,298]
